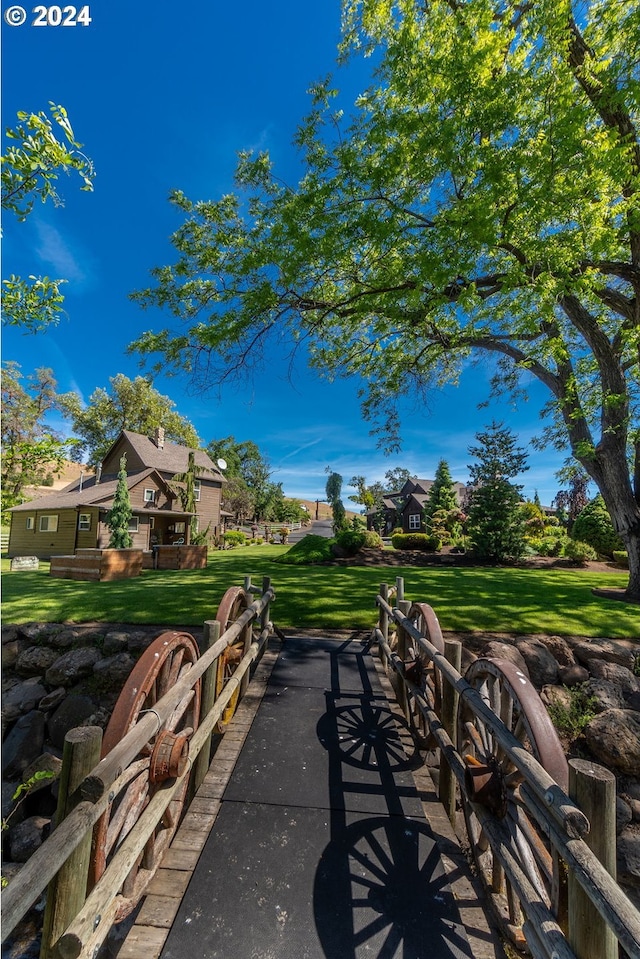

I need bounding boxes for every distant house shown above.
[368,477,469,534]
[7,428,226,559]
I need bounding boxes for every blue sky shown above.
[3,1,571,506]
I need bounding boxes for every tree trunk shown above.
[588,448,640,601]
[623,529,640,602]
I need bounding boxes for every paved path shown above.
[120,634,502,959]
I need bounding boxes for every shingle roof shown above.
[118,431,222,478]
[9,469,160,512]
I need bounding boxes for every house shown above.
[7,428,226,559]
[368,477,469,534]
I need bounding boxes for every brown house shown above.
[7,429,225,559]
[368,477,469,534]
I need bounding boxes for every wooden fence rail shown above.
[374,579,640,959]
[1,577,275,959]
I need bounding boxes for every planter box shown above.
[153,545,207,570]
[50,548,144,582]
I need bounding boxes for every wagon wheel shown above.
[457,658,568,950]
[90,631,201,921]
[214,586,253,725]
[404,602,445,748]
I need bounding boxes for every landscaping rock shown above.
[1,624,20,644]
[2,678,48,715]
[540,685,573,712]
[585,679,626,713]
[2,711,46,779]
[617,796,634,832]
[37,687,67,712]
[586,660,640,696]
[47,627,82,650]
[617,825,640,887]
[103,630,133,655]
[93,652,136,689]
[484,642,529,674]
[540,635,576,667]
[47,694,98,750]
[558,664,590,686]
[515,637,559,687]
[573,639,637,672]
[21,753,63,793]
[15,646,59,677]
[8,815,51,862]
[17,623,52,644]
[2,638,27,669]
[45,647,103,687]
[584,709,640,777]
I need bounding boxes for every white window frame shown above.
[408,513,421,531]
[26,517,34,530]
[193,479,201,502]
[128,517,139,533]
[78,513,91,531]
[144,488,156,503]
[149,517,155,529]
[39,515,59,532]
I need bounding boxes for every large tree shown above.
[132,1,640,597]
[61,374,201,468]
[2,104,94,332]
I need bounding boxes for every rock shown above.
[617,825,640,886]
[47,627,80,650]
[484,642,529,674]
[127,631,160,653]
[573,639,637,671]
[93,652,136,689]
[540,685,573,712]
[585,679,627,713]
[2,677,48,713]
[38,687,67,712]
[8,815,51,862]
[540,635,576,667]
[515,637,559,687]
[558,664,590,686]
[21,753,63,793]
[45,647,103,686]
[47,694,97,750]
[617,796,634,833]
[14,646,59,677]
[2,711,46,779]
[1,624,20,644]
[460,646,478,673]
[584,709,640,777]
[103,630,131,655]
[17,623,52,644]
[2,638,27,669]
[586,660,640,696]
[625,690,640,711]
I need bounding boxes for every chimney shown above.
[155,427,165,450]
[96,465,102,484]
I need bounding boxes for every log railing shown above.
[374,577,640,959]
[1,576,275,959]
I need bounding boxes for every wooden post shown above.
[439,639,461,825]
[243,574,252,593]
[379,583,389,669]
[191,619,221,796]
[395,576,405,603]
[40,726,103,959]
[260,576,271,632]
[568,759,617,959]
[396,599,411,719]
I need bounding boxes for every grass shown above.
[2,545,638,638]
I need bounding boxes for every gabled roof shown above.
[9,468,185,514]
[113,430,223,479]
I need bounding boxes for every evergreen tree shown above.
[466,424,528,563]
[325,468,346,532]
[425,460,457,517]
[106,455,133,548]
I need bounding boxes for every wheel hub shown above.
[463,754,507,818]
[150,730,190,783]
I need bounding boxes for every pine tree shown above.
[425,460,457,516]
[106,455,133,548]
[466,423,528,562]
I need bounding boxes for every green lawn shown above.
[1,546,638,638]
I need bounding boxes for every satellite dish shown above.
[217,458,227,471]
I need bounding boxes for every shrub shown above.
[563,539,597,564]
[223,530,247,548]
[391,532,441,551]
[390,527,403,537]
[335,528,384,556]
[547,684,598,738]
[612,550,629,568]
[362,530,384,548]
[571,494,623,557]
[276,534,334,565]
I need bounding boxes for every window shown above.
[194,480,201,502]
[128,517,139,533]
[78,513,91,531]
[174,521,186,534]
[39,515,58,532]
[144,488,156,503]
[26,517,34,530]
[149,517,155,529]
[408,513,421,531]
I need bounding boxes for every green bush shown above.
[335,528,384,555]
[362,529,384,548]
[563,539,597,564]
[276,534,334,565]
[391,532,441,551]
[547,685,598,738]
[612,550,629,568]
[223,530,247,548]
[571,495,623,557]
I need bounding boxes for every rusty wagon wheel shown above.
[90,631,201,921]
[214,586,253,725]
[457,657,568,951]
[404,602,445,747]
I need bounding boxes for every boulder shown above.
[585,679,626,713]
[573,639,637,672]
[484,642,529,674]
[540,685,573,712]
[38,687,67,712]
[45,647,103,687]
[2,638,27,669]
[17,622,53,644]
[102,630,132,655]
[586,660,640,696]
[2,711,46,779]
[617,825,640,887]
[584,709,640,777]
[8,815,51,862]
[93,652,136,689]
[617,796,634,833]
[558,664,590,686]
[47,627,81,650]
[47,694,97,750]
[21,753,63,793]
[14,646,59,677]
[2,678,48,717]
[539,635,576,668]
[515,637,559,687]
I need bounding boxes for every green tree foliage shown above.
[325,468,346,531]
[61,374,200,468]
[466,423,528,563]
[1,362,76,513]
[222,475,256,525]
[2,104,94,332]
[106,455,133,548]
[206,435,273,517]
[132,0,640,597]
[553,470,590,531]
[384,468,412,492]
[571,494,624,558]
